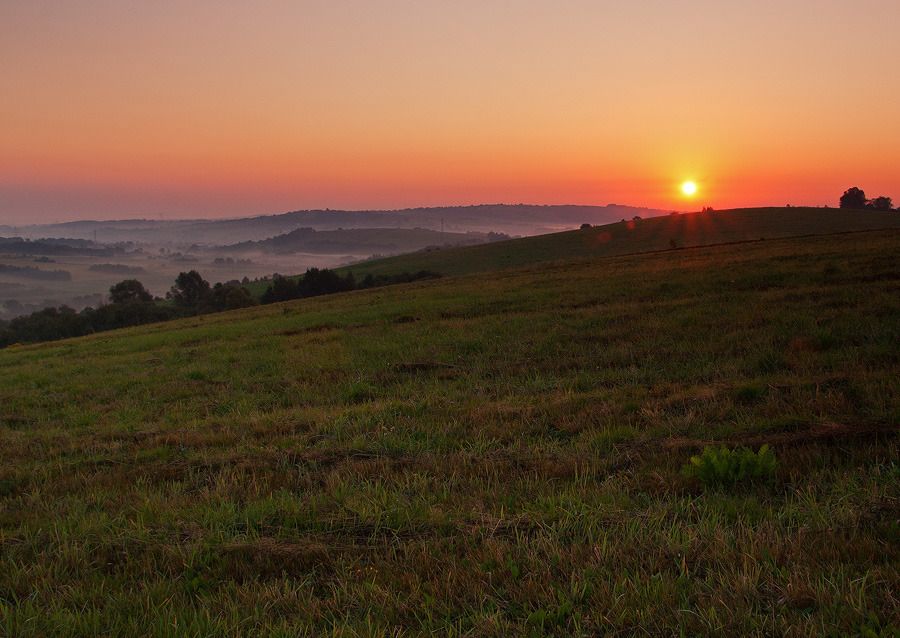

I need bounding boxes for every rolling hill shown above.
[1,204,668,245]
[0,227,897,635]
[336,207,900,278]
[220,227,504,255]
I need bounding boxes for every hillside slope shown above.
[221,227,500,255]
[338,207,900,277]
[1,231,898,635]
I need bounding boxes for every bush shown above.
[683,445,777,488]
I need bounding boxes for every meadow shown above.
[0,228,898,636]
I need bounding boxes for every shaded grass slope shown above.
[0,230,898,636]
[337,207,900,278]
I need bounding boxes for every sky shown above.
[1,0,899,223]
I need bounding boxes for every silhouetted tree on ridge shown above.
[869,196,893,211]
[840,187,867,209]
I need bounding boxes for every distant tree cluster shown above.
[0,270,256,349]
[0,266,440,349]
[0,298,178,348]
[839,187,895,211]
[109,279,152,304]
[213,257,253,265]
[261,268,354,304]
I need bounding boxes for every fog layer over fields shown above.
[0,204,665,319]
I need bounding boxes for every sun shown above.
[681,181,698,197]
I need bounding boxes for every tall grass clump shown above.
[684,445,777,488]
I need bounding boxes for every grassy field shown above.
[1,229,898,636]
[333,207,900,279]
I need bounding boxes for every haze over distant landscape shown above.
[0,203,667,318]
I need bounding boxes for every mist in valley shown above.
[0,204,666,319]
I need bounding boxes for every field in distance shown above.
[0,229,898,635]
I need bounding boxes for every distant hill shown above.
[0,264,72,281]
[0,204,668,245]
[0,237,115,257]
[335,207,900,278]
[221,227,504,255]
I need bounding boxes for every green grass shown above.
[683,445,778,488]
[1,229,898,636]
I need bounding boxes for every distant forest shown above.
[0,237,117,257]
[0,264,71,281]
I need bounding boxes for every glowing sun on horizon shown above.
[681,181,698,197]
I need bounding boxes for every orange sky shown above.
[2,1,899,223]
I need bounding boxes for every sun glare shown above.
[681,181,698,197]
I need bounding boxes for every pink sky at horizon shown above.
[2,0,899,224]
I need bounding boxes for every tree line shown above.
[0,267,439,349]
[260,269,439,304]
